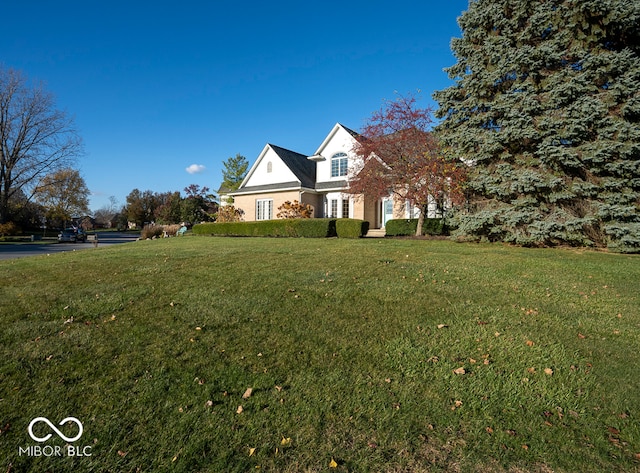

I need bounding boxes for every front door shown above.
[381,198,394,228]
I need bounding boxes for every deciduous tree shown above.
[0,67,83,223]
[434,0,640,251]
[34,168,89,227]
[181,184,216,223]
[125,189,158,228]
[347,94,466,236]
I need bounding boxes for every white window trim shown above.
[330,152,348,178]
[256,199,273,220]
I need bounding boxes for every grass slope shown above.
[1,237,639,472]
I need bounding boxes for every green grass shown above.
[1,237,639,472]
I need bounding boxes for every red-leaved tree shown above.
[348,94,466,236]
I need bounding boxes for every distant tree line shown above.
[123,184,217,229]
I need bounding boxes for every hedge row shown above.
[192,218,369,238]
[335,218,369,239]
[384,218,449,236]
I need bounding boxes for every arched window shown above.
[330,152,348,177]
[267,161,273,173]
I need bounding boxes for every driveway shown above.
[0,232,140,261]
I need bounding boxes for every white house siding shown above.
[314,125,359,185]
[243,145,299,188]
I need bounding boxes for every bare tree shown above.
[0,66,83,223]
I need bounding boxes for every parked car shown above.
[58,228,86,243]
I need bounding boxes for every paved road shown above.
[0,232,140,261]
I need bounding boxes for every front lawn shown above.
[1,237,638,472]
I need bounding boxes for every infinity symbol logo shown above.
[28,417,83,443]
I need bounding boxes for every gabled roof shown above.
[232,143,316,195]
[308,123,360,161]
[269,144,316,189]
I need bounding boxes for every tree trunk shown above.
[415,203,428,237]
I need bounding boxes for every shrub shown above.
[140,224,183,239]
[216,205,244,223]
[385,218,449,236]
[193,219,337,238]
[276,200,313,219]
[335,219,369,238]
[0,222,18,237]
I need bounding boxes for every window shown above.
[330,199,338,218]
[266,161,272,173]
[342,199,350,218]
[256,199,273,220]
[330,152,348,177]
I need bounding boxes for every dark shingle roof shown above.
[339,123,360,139]
[269,144,316,189]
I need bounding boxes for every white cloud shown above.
[186,164,206,174]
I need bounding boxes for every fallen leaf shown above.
[236,405,244,414]
[526,340,535,347]
[544,368,553,376]
[486,427,494,434]
[117,450,128,457]
[527,367,536,374]
[242,388,253,399]
[329,458,338,468]
[453,367,466,375]
[248,447,256,456]
[608,426,621,435]
[281,437,291,446]
[437,324,448,329]
[578,333,586,339]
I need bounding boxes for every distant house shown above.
[229,123,426,229]
[216,184,234,207]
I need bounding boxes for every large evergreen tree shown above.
[434,0,640,252]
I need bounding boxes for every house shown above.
[229,123,425,229]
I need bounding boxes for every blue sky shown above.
[2,0,468,211]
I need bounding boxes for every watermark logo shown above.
[20,416,92,458]
[28,417,83,443]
